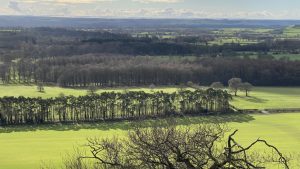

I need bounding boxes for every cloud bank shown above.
[1,0,300,19]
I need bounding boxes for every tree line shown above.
[2,27,300,61]
[1,55,299,87]
[0,89,231,125]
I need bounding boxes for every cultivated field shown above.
[0,113,299,169]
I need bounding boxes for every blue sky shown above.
[0,0,300,19]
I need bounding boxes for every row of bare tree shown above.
[0,89,231,125]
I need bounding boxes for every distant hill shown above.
[1,15,300,28]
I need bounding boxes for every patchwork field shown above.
[0,113,299,169]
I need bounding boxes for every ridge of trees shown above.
[0,89,231,125]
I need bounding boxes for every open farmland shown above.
[231,87,300,109]
[0,85,299,110]
[0,113,299,169]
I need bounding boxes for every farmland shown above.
[0,18,299,169]
[0,113,299,169]
[231,87,300,109]
[0,85,299,168]
[0,85,299,110]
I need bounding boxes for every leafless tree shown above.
[70,124,289,169]
[240,82,254,97]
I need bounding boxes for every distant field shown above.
[231,87,300,109]
[0,113,299,169]
[272,53,300,61]
[283,27,300,37]
[1,85,299,110]
[208,37,258,45]
[0,85,186,98]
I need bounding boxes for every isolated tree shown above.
[228,78,242,96]
[87,86,97,95]
[67,124,289,169]
[37,82,45,93]
[186,81,194,87]
[240,82,254,96]
[149,84,156,92]
[210,82,224,89]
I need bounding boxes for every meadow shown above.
[231,87,300,109]
[0,85,299,168]
[0,85,183,98]
[0,85,299,110]
[0,113,299,169]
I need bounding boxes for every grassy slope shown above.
[0,113,299,169]
[231,87,300,109]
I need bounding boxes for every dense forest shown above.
[0,89,231,125]
[0,27,300,87]
[0,55,299,87]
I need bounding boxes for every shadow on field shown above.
[0,113,255,133]
[237,96,268,103]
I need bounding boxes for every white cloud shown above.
[10,0,114,5]
[3,0,300,19]
[132,0,183,3]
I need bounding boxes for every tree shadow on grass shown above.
[0,113,255,133]
[237,96,268,103]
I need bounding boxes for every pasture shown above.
[0,85,299,110]
[0,85,185,98]
[0,113,299,169]
[231,87,300,109]
[283,26,300,37]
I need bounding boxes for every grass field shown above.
[272,53,300,61]
[231,87,300,109]
[0,113,299,169]
[283,26,300,37]
[0,85,299,110]
[0,85,185,98]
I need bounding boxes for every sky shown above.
[0,0,300,19]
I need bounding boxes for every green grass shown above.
[208,37,259,45]
[1,85,299,110]
[0,113,299,169]
[231,87,300,109]
[283,26,300,37]
[0,84,186,98]
[272,53,300,61]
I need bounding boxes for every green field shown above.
[272,53,300,61]
[0,85,299,110]
[231,87,300,109]
[0,85,185,98]
[0,85,299,168]
[0,113,299,169]
[283,26,300,37]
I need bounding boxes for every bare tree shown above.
[240,82,254,96]
[149,84,156,92]
[69,124,289,169]
[228,78,242,96]
[37,82,45,93]
[210,82,224,89]
[87,86,97,95]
